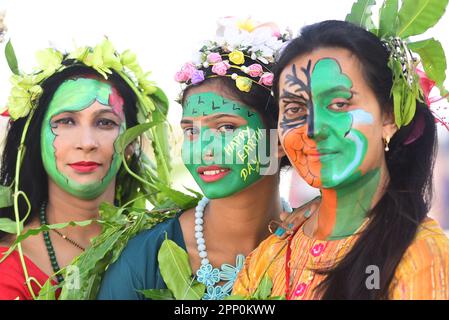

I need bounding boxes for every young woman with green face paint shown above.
[233,20,449,300]
[0,65,140,299]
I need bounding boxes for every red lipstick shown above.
[69,161,101,173]
[197,165,230,183]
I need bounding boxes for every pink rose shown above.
[259,72,274,86]
[247,64,263,77]
[181,62,196,78]
[207,52,222,64]
[174,71,190,82]
[211,61,230,76]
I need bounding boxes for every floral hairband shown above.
[174,17,291,94]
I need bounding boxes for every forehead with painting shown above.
[41,75,127,199]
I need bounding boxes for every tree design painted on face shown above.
[182,92,268,199]
[41,78,126,200]
[280,58,381,239]
[280,58,375,188]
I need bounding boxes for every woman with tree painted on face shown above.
[233,14,449,299]
[97,18,319,300]
[0,40,170,299]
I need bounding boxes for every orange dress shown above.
[232,217,449,299]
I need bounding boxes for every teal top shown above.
[97,211,186,300]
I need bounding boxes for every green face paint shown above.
[181,92,268,199]
[41,78,126,200]
[310,58,371,188]
[281,57,380,239]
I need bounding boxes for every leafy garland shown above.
[346,0,449,128]
[0,39,201,299]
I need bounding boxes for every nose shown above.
[307,105,329,141]
[76,126,99,152]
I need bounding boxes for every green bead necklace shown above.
[39,201,64,284]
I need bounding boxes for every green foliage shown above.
[378,0,399,37]
[225,275,285,300]
[409,38,447,88]
[346,0,377,29]
[5,39,19,75]
[397,0,449,38]
[0,185,13,208]
[156,238,205,299]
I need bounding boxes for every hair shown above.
[273,20,437,299]
[0,64,140,241]
[182,76,291,169]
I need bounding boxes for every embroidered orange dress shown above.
[232,217,449,299]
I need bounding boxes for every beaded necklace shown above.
[194,196,292,300]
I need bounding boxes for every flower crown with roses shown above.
[174,17,291,97]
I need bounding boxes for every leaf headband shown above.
[346,0,449,129]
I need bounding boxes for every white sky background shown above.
[0,0,448,213]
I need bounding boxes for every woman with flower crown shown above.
[233,1,449,300]
[97,18,317,300]
[0,39,173,299]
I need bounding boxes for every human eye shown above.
[284,102,307,119]
[96,118,119,129]
[183,127,199,139]
[328,99,350,112]
[217,124,237,134]
[51,117,75,127]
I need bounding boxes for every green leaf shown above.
[0,217,22,234]
[155,182,199,208]
[158,238,205,299]
[253,274,273,299]
[139,289,175,300]
[378,0,399,37]
[5,39,19,75]
[393,81,403,128]
[98,202,126,223]
[0,185,13,208]
[397,0,449,38]
[12,220,93,245]
[345,0,377,29]
[409,38,447,87]
[114,121,160,154]
[36,279,57,300]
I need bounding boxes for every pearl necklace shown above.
[194,196,293,300]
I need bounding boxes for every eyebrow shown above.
[279,90,308,101]
[181,113,242,124]
[315,86,356,99]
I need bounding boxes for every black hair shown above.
[0,64,139,241]
[182,76,291,169]
[273,20,437,299]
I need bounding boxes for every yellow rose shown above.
[229,50,245,65]
[235,76,252,92]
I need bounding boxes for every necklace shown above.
[52,229,86,251]
[194,196,293,300]
[39,202,64,284]
[39,201,86,284]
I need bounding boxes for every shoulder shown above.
[0,247,36,299]
[390,218,449,299]
[401,217,449,268]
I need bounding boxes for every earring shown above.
[384,136,390,152]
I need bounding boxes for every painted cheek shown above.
[284,126,322,187]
